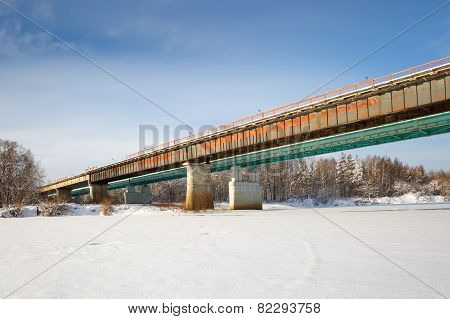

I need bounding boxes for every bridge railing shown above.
[125,56,450,159]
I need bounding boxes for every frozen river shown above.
[1,203,449,298]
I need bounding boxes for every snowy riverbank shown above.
[1,192,447,218]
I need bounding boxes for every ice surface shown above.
[0,202,449,298]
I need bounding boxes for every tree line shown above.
[150,154,449,203]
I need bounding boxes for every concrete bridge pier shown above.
[89,183,107,203]
[229,166,262,210]
[56,188,72,203]
[184,163,214,210]
[124,185,153,204]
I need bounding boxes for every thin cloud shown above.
[0,0,60,56]
[29,0,53,21]
[0,22,62,55]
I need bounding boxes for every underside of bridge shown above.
[64,110,449,195]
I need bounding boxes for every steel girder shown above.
[71,111,450,196]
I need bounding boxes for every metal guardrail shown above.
[126,55,450,159]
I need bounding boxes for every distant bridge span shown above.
[39,57,450,206]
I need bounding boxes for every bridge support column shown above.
[184,163,214,210]
[89,183,107,203]
[124,185,152,204]
[56,188,72,202]
[229,166,262,210]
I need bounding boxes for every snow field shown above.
[0,203,449,298]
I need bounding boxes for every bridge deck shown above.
[39,57,450,195]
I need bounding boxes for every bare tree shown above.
[149,179,186,203]
[212,171,229,202]
[0,140,45,207]
[290,159,311,199]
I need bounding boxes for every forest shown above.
[148,153,449,204]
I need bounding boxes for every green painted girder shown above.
[211,111,450,170]
[71,111,450,197]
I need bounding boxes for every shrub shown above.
[422,180,446,196]
[393,181,413,196]
[100,197,113,216]
[37,202,68,217]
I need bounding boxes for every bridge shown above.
[39,56,450,209]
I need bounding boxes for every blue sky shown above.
[0,0,449,181]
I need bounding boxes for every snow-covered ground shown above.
[1,192,446,218]
[0,202,449,298]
